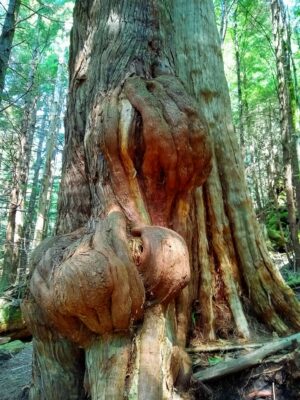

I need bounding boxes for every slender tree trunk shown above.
[0,0,21,99]
[219,0,228,44]
[286,41,300,222]
[41,170,55,239]
[23,1,300,399]
[0,49,39,292]
[233,4,245,149]
[32,65,64,249]
[271,0,300,270]
[23,104,48,253]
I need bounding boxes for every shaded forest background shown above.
[0,0,300,297]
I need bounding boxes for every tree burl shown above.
[22,74,212,399]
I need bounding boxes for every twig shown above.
[272,382,276,400]
[0,83,34,112]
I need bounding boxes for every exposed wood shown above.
[246,390,272,399]
[187,342,264,353]
[193,333,300,382]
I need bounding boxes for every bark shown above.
[32,64,64,248]
[0,0,21,99]
[1,49,39,292]
[271,0,300,270]
[23,1,300,399]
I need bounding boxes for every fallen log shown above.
[0,298,30,340]
[193,332,300,382]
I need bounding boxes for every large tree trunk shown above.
[23,1,300,399]
[0,0,21,99]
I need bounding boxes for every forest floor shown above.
[0,253,299,400]
[191,336,300,400]
[0,341,31,400]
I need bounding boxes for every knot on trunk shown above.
[131,225,190,305]
[24,212,145,346]
[23,212,190,346]
[100,75,212,227]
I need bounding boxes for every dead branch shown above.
[193,332,300,382]
[187,342,263,353]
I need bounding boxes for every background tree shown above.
[0,1,72,294]
[271,0,300,271]
[214,0,300,263]
[23,1,300,399]
[0,0,21,99]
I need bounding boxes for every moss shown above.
[0,300,22,329]
[0,340,26,354]
[264,206,289,251]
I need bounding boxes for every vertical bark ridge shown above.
[195,188,215,340]
[173,0,300,336]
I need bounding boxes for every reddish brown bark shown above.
[22,1,300,399]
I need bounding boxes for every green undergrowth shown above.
[0,299,22,329]
[0,340,26,354]
[263,206,289,252]
[281,269,300,288]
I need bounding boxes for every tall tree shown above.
[0,0,21,99]
[23,1,300,399]
[1,47,39,292]
[23,103,48,253]
[271,0,300,270]
[32,62,65,248]
[233,3,245,148]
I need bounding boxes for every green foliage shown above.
[0,299,22,328]
[284,272,300,288]
[213,0,300,258]
[208,356,223,366]
[265,206,289,251]
[0,1,73,272]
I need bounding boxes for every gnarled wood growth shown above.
[22,0,300,399]
[23,70,211,398]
